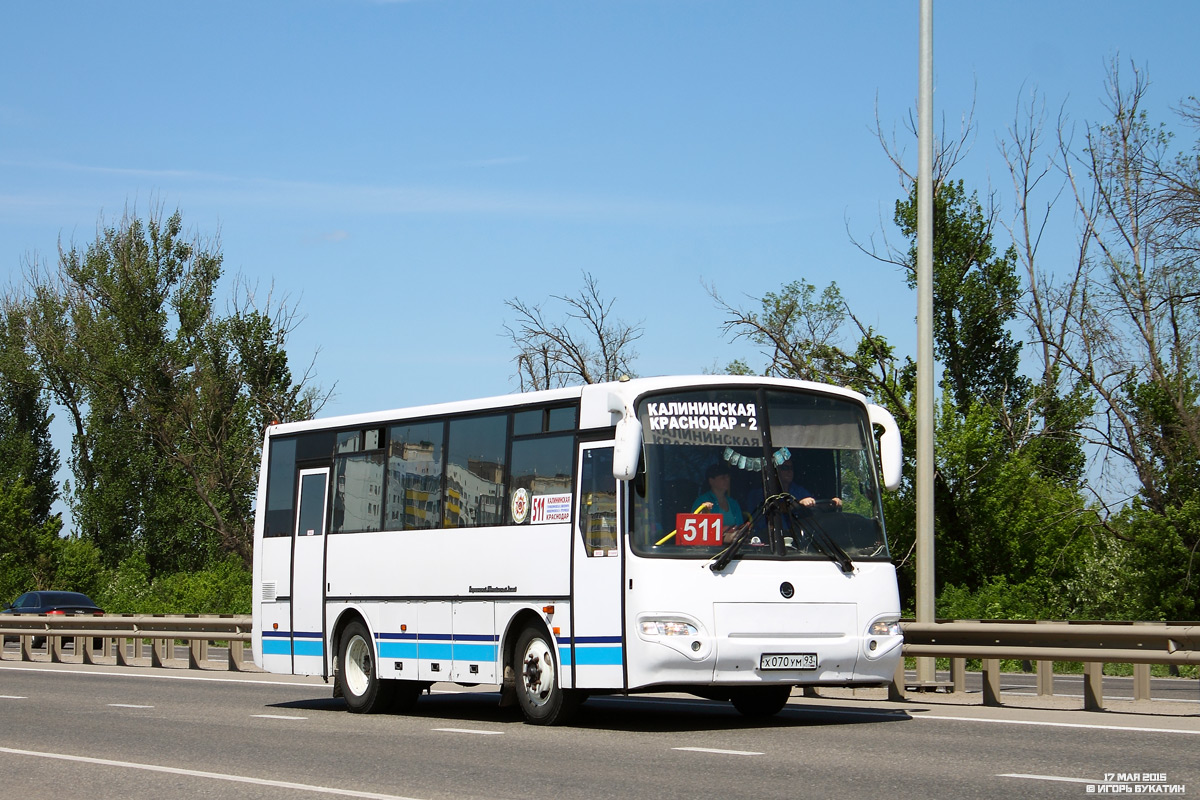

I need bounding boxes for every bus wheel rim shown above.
[345,635,372,697]
[521,637,554,707]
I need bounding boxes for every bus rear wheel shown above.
[730,685,793,718]
[338,621,393,713]
[514,626,579,726]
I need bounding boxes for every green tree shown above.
[0,479,62,601]
[717,164,1089,611]
[16,208,326,574]
[0,304,59,524]
[1007,61,1200,617]
[893,179,1028,421]
[0,300,62,602]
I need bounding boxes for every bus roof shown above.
[265,375,871,438]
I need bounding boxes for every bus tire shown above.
[338,621,393,713]
[514,626,578,725]
[730,685,792,718]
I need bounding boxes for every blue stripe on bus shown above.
[261,633,324,657]
[377,640,498,661]
[265,629,614,666]
[417,642,454,660]
[378,641,418,658]
[293,639,324,657]
[554,634,624,667]
[573,645,624,665]
[453,643,498,661]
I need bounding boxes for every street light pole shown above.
[915,0,936,685]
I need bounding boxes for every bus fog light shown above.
[691,640,701,652]
[869,639,878,651]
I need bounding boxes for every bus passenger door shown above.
[291,468,329,676]
[571,444,625,689]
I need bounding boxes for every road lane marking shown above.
[432,727,505,735]
[0,745,425,800]
[252,714,308,720]
[0,695,27,699]
[673,747,763,756]
[107,704,153,709]
[998,773,1099,785]
[916,714,1200,735]
[0,663,328,688]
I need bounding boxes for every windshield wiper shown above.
[709,522,754,572]
[708,494,856,574]
[782,499,855,573]
[708,494,785,572]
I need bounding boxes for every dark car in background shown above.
[2,591,105,646]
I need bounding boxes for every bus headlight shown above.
[863,616,903,661]
[640,620,698,637]
[636,614,711,662]
[867,618,902,637]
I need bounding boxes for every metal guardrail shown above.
[0,613,254,671]
[895,619,1200,710]
[3,615,1197,711]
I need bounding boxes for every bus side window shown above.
[579,448,617,557]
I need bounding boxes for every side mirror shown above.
[612,414,643,482]
[867,403,903,491]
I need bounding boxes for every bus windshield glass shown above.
[631,387,889,562]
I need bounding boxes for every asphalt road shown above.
[1,661,1197,800]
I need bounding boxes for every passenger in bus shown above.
[692,461,745,528]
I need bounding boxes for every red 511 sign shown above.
[675,513,723,545]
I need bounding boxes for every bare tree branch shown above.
[503,272,642,390]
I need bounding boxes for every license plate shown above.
[760,652,818,670]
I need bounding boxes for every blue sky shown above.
[3,2,1197,437]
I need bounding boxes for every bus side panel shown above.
[451,601,497,683]
[322,526,572,685]
[256,537,294,674]
[374,601,418,680]
[418,602,453,682]
[324,527,571,599]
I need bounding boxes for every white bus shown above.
[252,375,904,724]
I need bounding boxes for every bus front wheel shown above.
[514,626,579,725]
[338,621,393,713]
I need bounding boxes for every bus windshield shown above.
[631,387,889,562]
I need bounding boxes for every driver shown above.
[774,459,841,509]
